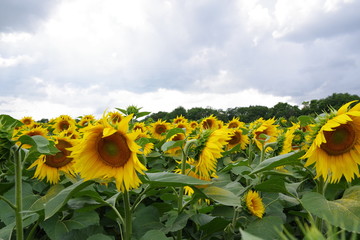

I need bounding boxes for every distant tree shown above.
[147,111,169,121]
[270,102,301,119]
[187,107,219,121]
[38,118,49,123]
[167,106,187,120]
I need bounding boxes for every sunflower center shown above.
[59,121,70,131]
[320,123,356,156]
[202,119,214,129]
[45,140,73,168]
[155,125,167,135]
[228,122,239,128]
[97,132,131,167]
[229,131,241,145]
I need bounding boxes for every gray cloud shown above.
[0,0,60,32]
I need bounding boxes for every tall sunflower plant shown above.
[1,102,360,240]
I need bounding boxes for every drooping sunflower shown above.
[226,128,249,150]
[107,111,124,125]
[53,115,76,134]
[280,123,303,154]
[150,120,171,140]
[193,128,232,178]
[244,190,265,218]
[70,114,147,191]
[301,101,360,183]
[250,118,279,150]
[28,135,76,184]
[200,115,219,130]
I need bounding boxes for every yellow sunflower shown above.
[107,111,124,125]
[28,136,76,184]
[250,118,279,150]
[53,115,76,134]
[226,128,249,150]
[194,128,232,178]
[280,123,302,154]
[133,122,148,133]
[70,114,147,192]
[189,121,199,131]
[78,115,96,127]
[301,101,360,183]
[135,131,154,156]
[244,190,265,218]
[173,115,187,124]
[200,115,219,130]
[165,132,186,156]
[150,120,171,140]
[16,126,49,149]
[226,117,245,129]
[20,116,35,128]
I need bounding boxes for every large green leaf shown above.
[244,216,284,239]
[302,186,360,233]
[139,230,171,240]
[44,180,93,220]
[255,178,289,195]
[143,172,211,187]
[250,151,305,175]
[0,115,23,132]
[18,135,59,155]
[202,186,241,207]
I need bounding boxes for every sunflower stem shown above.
[13,145,24,240]
[177,139,197,240]
[123,189,132,240]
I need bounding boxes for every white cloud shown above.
[0,55,35,67]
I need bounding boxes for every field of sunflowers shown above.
[0,101,360,240]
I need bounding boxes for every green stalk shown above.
[123,189,132,240]
[177,139,197,240]
[14,146,24,240]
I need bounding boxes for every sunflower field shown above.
[0,101,360,240]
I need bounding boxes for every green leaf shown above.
[199,217,230,236]
[302,186,360,233]
[44,180,93,220]
[250,151,305,175]
[87,233,115,240]
[255,178,289,194]
[239,229,264,240]
[133,205,164,239]
[143,172,211,187]
[165,128,185,141]
[161,140,185,152]
[0,115,23,131]
[162,211,193,233]
[298,115,315,127]
[202,186,241,207]
[139,230,170,240]
[244,216,283,239]
[18,135,59,155]
[29,184,65,212]
[136,111,151,118]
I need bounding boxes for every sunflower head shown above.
[133,122,148,133]
[150,120,170,140]
[20,116,35,128]
[301,101,360,183]
[226,128,249,150]
[173,115,188,124]
[78,115,96,127]
[107,111,124,125]
[71,114,147,191]
[244,190,265,218]
[200,115,219,130]
[53,115,76,134]
[165,132,186,156]
[226,117,245,129]
[250,118,279,150]
[28,136,76,184]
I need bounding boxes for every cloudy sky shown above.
[1,0,359,120]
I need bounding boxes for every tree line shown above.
[145,93,360,123]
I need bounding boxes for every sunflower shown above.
[226,128,249,150]
[133,122,148,133]
[16,126,49,149]
[244,190,265,218]
[20,116,35,128]
[189,121,199,131]
[165,132,186,156]
[250,118,279,150]
[53,115,76,134]
[226,117,245,129]
[70,114,147,191]
[135,131,154,156]
[28,135,76,184]
[301,101,360,183]
[193,128,232,178]
[150,120,171,140]
[173,115,187,124]
[78,115,96,127]
[280,123,303,154]
[200,115,219,130]
[107,111,124,125]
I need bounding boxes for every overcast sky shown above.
[1,0,359,120]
